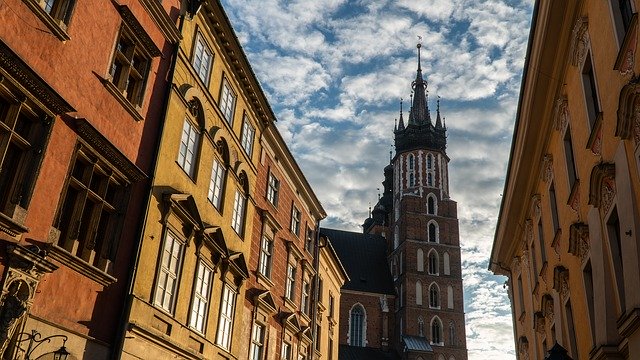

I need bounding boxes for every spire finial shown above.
[435,95,443,128]
[368,202,372,217]
[377,188,381,200]
[417,36,423,71]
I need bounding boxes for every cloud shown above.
[222,1,533,358]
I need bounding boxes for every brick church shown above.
[322,44,468,360]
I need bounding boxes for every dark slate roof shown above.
[320,228,395,295]
[402,335,433,352]
[338,345,400,360]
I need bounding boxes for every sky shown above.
[220,0,534,358]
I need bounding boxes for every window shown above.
[427,173,433,187]
[189,261,212,333]
[431,317,442,345]
[109,26,150,107]
[41,0,75,24]
[315,325,321,351]
[417,249,424,272]
[154,230,184,313]
[281,342,292,360]
[443,252,450,275]
[416,281,423,305]
[427,195,437,215]
[231,189,246,236]
[192,31,213,85]
[258,236,273,278]
[301,279,311,315]
[219,79,237,125]
[538,220,546,265]
[285,263,296,300]
[428,250,439,275]
[447,285,454,309]
[400,283,404,307]
[429,283,440,308]
[581,52,600,130]
[611,0,635,45]
[54,147,128,272]
[207,159,225,209]
[584,261,595,342]
[216,284,236,350]
[241,116,255,157]
[349,304,365,347]
[328,338,334,360]
[563,129,578,190]
[606,207,626,313]
[549,183,560,233]
[250,323,265,360]
[409,154,415,170]
[449,322,456,346]
[291,206,301,236]
[565,300,579,359]
[409,173,415,187]
[531,241,538,280]
[177,119,200,177]
[428,222,438,243]
[329,294,335,318]
[305,226,314,254]
[427,154,433,169]
[0,95,48,219]
[266,173,280,207]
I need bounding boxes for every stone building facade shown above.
[327,45,468,360]
[0,0,175,358]
[491,0,640,359]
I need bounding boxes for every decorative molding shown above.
[553,266,569,300]
[542,154,553,183]
[0,41,74,115]
[47,245,116,286]
[551,229,562,259]
[587,113,603,155]
[616,78,640,145]
[73,117,146,182]
[518,336,529,360]
[570,16,590,67]
[115,3,162,57]
[534,311,546,334]
[554,95,570,132]
[614,13,638,76]
[568,223,590,262]
[531,194,541,219]
[542,294,554,321]
[139,0,181,44]
[97,74,145,122]
[589,163,616,211]
[568,180,580,213]
[20,0,71,41]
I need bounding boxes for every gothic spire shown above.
[435,96,443,129]
[409,43,430,126]
[397,98,405,131]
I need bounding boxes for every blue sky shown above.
[220,0,534,358]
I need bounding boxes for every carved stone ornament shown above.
[534,311,546,334]
[521,243,529,267]
[518,336,530,360]
[512,256,521,274]
[589,163,616,212]
[568,223,590,262]
[554,95,570,132]
[380,295,389,312]
[601,177,616,215]
[553,266,569,300]
[570,17,590,67]
[590,126,602,156]
[618,20,637,76]
[542,154,553,183]
[542,294,554,321]
[531,194,541,219]
[615,79,640,145]
[525,219,533,244]
[0,245,57,355]
[568,182,580,213]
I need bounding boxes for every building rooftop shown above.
[320,228,395,295]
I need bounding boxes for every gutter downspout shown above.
[112,12,185,360]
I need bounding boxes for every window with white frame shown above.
[219,79,237,125]
[349,304,365,346]
[429,283,440,308]
[231,189,246,236]
[192,31,213,85]
[427,194,437,215]
[258,235,273,278]
[177,118,199,177]
[109,25,150,107]
[208,158,225,209]
[216,283,236,350]
[428,221,438,243]
[285,262,296,300]
[281,341,292,360]
[266,173,280,206]
[291,205,301,236]
[428,250,439,275]
[431,317,443,345]
[416,280,423,305]
[447,285,454,309]
[417,248,424,272]
[250,323,265,360]
[241,116,255,157]
[154,230,184,313]
[189,260,212,333]
[301,279,311,315]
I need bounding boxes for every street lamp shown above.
[15,329,70,360]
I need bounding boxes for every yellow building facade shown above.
[491,0,640,359]
[119,1,277,358]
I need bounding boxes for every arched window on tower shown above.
[443,252,450,275]
[416,281,423,305]
[417,249,424,272]
[428,250,439,275]
[431,317,443,345]
[409,154,415,170]
[429,283,440,308]
[427,195,437,215]
[428,222,438,243]
[349,304,366,347]
[447,285,454,309]
[427,154,433,169]
[409,173,415,187]
[427,173,433,187]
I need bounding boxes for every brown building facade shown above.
[491,0,640,359]
[0,0,177,358]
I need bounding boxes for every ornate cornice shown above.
[570,16,590,67]
[115,3,162,57]
[0,40,74,115]
[568,222,590,262]
[588,163,616,212]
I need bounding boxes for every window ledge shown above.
[0,207,29,241]
[256,271,274,289]
[47,244,116,286]
[586,112,603,155]
[283,297,298,312]
[615,13,638,73]
[96,73,144,122]
[21,0,71,41]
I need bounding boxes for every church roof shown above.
[338,345,400,360]
[320,228,395,295]
[401,335,434,353]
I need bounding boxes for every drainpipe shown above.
[111,11,185,360]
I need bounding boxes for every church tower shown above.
[365,43,468,360]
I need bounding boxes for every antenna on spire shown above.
[417,36,423,71]
[400,98,403,115]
